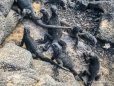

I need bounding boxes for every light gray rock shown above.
[0,12,5,32]
[96,14,114,44]
[0,10,21,44]
[34,60,80,86]
[0,43,34,71]
[0,0,14,17]
[36,74,70,86]
[0,31,4,44]
[0,43,81,86]
[4,10,21,38]
[0,69,39,86]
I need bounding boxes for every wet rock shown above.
[0,10,21,44]
[0,0,14,17]
[96,14,114,44]
[0,43,34,71]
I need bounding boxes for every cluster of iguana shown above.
[10,0,104,86]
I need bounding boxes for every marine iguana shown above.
[66,25,80,50]
[11,4,21,15]
[19,26,70,71]
[86,3,104,13]
[40,8,50,24]
[40,8,71,26]
[13,0,72,29]
[44,0,67,10]
[38,5,66,51]
[78,32,97,47]
[51,43,84,81]
[75,1,87,11]
[71,25,81,50]
[81,52,100,86]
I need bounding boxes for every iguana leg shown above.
[19,9,32,23]
[67,0,76,8]
[95,74,101,81]
[42,41,51,51]
[32,53,37,59]
[36,33,53,44]
[12,5,21,15]
[73,34,79,51]
[38,34,53,51]
[81,70,91,77]
[14,0,17,2]
[70,68,84,82]
[53,66,59,78]
[69,68,78,75]
[19,36,25,47]
[51,56,55,60]
[58,40,67,52]
[22,9,32,17]
[56,58,64,67]
[83,53,90,64]
[53,58,64,77]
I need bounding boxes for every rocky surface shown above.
[0,43,34,70]
[0,43,39,86]
[34,60,80,86]
[0,10,21,44]
[96,14,114,44]
[0,69,39,86]
[0,0,14,17]
[4,12,105,86]
[0,0,114,86]
[0,43,80,86]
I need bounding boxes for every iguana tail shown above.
[30,9,72,29]
[36,19,72,29]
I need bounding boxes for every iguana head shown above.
[72,25,81,34]
[52,43,61,56]
[89,52,98,60]
[40,8,49,16]
[50,5,57,15]
[24,26,30,35]
[60,0,66,10]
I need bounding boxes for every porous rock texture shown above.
[0,9,21,44]
[0,69,39,86]
[0,0,14,17]
[96,14,114,44]
[1,0,114,86]
[34,60,80,86]
[0,43,80,86]
[77,0,114,44]
[0,43,38,86]
[0,43,34,69]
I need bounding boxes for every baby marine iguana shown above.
[78,32,97,47]
[14,0,71,29]
[51,42,84,82]
[67,25,80,50]
[38,5,66,51]
[81,52,100,86]
[19,26,70,72]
